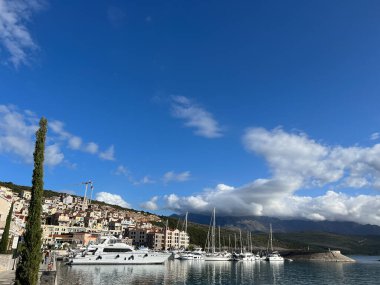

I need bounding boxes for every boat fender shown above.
[115,254,120,259]
[128,255,134,260]
[96,256,102,260]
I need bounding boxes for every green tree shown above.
[0,202,14,253]
[15,118,47,285]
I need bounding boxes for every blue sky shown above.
[1,0,380,225]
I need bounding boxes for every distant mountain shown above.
[172,213,380,236]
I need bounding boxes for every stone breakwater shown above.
[284,250,355,262]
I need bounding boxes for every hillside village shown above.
[0,185,189,252]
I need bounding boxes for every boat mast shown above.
[250,232,252,253]
[246,231,249,253]
[212,208,216,254]
[234,233,237,253]
[270,223,273,252]
[184,211,188,233]
[239,229,243,254]
[218,226,221,252]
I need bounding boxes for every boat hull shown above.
[266,256,284,262]
[68,252,171,265]
[204,255,232,261]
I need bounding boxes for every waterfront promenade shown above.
[0,270,14,285]
[0,253,56,285]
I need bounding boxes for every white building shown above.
[164,228,190,250]
[62,195,73,205]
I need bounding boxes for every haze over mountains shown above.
[173,213,380,236]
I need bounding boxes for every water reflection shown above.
[57,257,380,285]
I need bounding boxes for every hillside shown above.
[3,181,380,254]
[0,181,145,214]
[174,213,380,236]
[158,216,380,255]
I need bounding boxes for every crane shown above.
[82,180,94,205]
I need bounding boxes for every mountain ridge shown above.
[171,213,380,236]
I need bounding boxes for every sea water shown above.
[57,256,380,285]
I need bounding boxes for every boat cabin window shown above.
[103,248,132,252]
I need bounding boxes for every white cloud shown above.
[163,171,191,184]
[45,119,116,161]
[115,165,129,176]
[45,144,64,166]
[49,120,70,139]
[95,192,131,208]
[370,132,380,140]
[0,105,64,166]
[0,104,115,166]
[99,145,115,161]
[68,136,82,150]
[207,183,235,192]
[163,127,380,226]
[49,120,108,159]
[0,0,44,67]
[84,142,99,154]
[114,165,155,186]
[140,176,155,184]
[133,175,156,185]
[171,96,223,138]
[140,196,158,211]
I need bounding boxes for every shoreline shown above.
[282,250,355,262]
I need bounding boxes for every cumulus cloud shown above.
[163,171,191,184]
[99,145,115,161]
[141,196,159,211]
[0,105,64,166]
[0,0,44,67]
[206,183,235,192]
[163,127,380,226]
[96,192,131,208]
[50,120,115,161]
[68,136,82,150]
[84,142,99,154]
[171,96,223,138]
[45,144,64,166]
[0,104,115,166]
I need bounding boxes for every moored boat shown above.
[265,224,284,262]
[67,236,171,265]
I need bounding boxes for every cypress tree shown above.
[0,202,14,253]
[15,118,47,285]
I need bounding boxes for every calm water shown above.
[57,256,380,285]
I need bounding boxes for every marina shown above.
[56,256,380,285]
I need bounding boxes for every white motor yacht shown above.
[68,236,171,265]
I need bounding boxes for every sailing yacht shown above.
[265,224,284,262]
[238,230,256,261]
[204,208,233,261]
